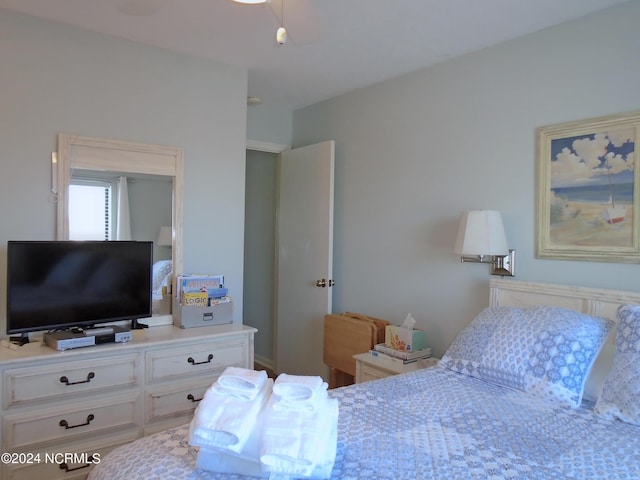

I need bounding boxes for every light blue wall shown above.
[0,10,249,328]
[126,176,173,261]
[293,2,640,357]
[2,4,639,359]
[247,104,292,147]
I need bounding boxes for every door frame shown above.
[245,139,290,371]
[246,140,290,154]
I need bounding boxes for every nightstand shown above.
[353,352,439,383]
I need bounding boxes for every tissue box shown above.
[385,325,426,352]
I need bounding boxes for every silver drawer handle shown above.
[187,354,214,365]
[59,414,94,430]
[59,372,95,386]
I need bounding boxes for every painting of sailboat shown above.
[537,111,640,262]
[602,196,626,224]
[602,159,627,225]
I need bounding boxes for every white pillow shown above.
[440,306,613,408]
[152,259,173,293]
[594,305,640,425]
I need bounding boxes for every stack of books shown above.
[369,343,432,366]
[177,274,229,307]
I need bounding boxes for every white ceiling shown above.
[0,0,630,110]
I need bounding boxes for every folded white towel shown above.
[313,399,339,479]
[260,394,339,478]
[197,439,337,480]
[189,378,273,453]
[214,367,268,401]
[219,366,268,392]
[273,374,328,402]
[195,410,268,477]
[272,388,328,413]
[197,447,267,478]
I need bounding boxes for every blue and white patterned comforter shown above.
[88,367,640,479]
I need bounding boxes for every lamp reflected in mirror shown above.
[157,225,172,247]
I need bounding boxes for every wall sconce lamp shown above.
[453,210,515,276]
[156,226,173,247]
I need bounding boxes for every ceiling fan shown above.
[229,0,321,47]
[228,0,290,45]
[116,0,320,47]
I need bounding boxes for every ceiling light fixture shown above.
[231,0,268,4]
[276,26,287,45]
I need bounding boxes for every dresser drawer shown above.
[146,339,248,383]
[145,379,211,424]
[3,430,138,480]
[3,392,141,450]
[3,354,139,408]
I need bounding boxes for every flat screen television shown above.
[6,240,153,340]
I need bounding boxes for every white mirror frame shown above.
[56,134,184,288]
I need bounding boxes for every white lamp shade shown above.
[453,210,508,256]
[157,226,172,247]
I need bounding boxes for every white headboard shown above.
[489,278,640,402]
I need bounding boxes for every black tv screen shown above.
[6,241,153,335]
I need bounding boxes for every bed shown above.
[88,279,640,479]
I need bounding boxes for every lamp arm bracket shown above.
[459,250,516,277]
[460,255,492,264]
[491,249,516,277]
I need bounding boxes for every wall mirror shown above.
[56,134,183,318]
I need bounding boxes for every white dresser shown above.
[0,324,255,480]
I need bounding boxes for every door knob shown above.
[315,279,326,287]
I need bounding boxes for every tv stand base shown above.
[130,319,149,330]
[8,333,30,346]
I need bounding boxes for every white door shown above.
[275,140,335,378]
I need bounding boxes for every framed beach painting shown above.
[536,110,640,263]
